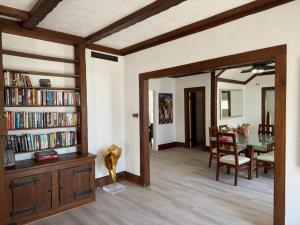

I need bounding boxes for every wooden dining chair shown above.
[216,132,252,186]
[256,150,274,177]
[208,126,218,167]
[258,124,274,136]
[219,124,228,130]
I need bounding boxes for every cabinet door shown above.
[10,173,51,219]
[59,165,92,205]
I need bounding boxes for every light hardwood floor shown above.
[31,147,273,225]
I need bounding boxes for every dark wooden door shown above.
[10,173,51,219]
[190,92,197,147]
[59,165,92,205]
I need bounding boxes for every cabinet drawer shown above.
[59,165,92,205]
[10,172,51,219]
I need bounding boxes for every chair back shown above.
[209,126,218,148]
[258,124,274,136]
[219,125,228,130]
[216,132,238,164]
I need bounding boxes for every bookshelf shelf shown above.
[8,126,80,131]
[5,105,80,107]
[4,69,79,78]
[5,86,80,91]
[3,49,79,64]
[14,144,81,155]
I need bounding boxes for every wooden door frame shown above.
[262,86,276,124]
[139,45,286,225]
[184,87,206,148]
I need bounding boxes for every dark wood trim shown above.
[95,171,141,187]
[158,142,177,150]
[139,45,286,225]
[86,43,123,56]
[75,43,88,154]
[22,0,63,29]
[216,69,226,77]
[0,5,28,20]
[3,69,79,78]
[175,142,186,147]
[95,172,126,187]
[244,71,275,84]
[211,71,217,126]
[124,171,141,185]
[244,74,256,84]
[3,49,78,64]
[85,0,185,43]
[217,78,245,84]
[184,87,206,148]
[262,87,275,125]
[139,78,150,187]
[122,0,293,55]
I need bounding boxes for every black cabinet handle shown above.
[10,204,38,217]
[10,176,39,189]
[73,189,92,199]
[71,167,91,176]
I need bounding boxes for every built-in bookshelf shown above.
[0,32,94,225]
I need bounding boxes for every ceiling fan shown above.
[240,62,275,74]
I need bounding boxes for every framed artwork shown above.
[159,93,173,124]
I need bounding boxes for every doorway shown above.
[184,87,206,149]
[138,45,286,225]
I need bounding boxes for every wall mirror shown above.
[220,89,243,119]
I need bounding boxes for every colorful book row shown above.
[6,112,80,130]
[4,71,32,87]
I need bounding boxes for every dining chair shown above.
[208,126,218,167]
[219,124,228,130]
[216,132,252,186]
[256,150,274,177]
[258,124,274,136]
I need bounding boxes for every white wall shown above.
[123,2,300,224]
[175,74,211,145]
[149,78,176,150]
[86,49,125,178]
[245,75,275,133]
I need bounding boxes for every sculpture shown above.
[103,144,122,185]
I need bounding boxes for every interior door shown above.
[190,92,196,147]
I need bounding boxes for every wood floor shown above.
[30,147,274,225]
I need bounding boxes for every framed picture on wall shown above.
[159,93,173,124]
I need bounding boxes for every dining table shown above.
[236,134,275,179]
[211,133,275,179]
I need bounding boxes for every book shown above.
[7,131,77,153]
[4,71,32,87]
[6,112,80,130]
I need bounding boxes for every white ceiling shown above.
[219,68,253,81]
[0,0,255,49]
[96,0,253,48]
[39,0,155,37]
[0,0,37,11]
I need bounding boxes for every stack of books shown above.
[4,71,32,87]
[6,131,77,153]
[6,112,80,129]
[35,150,58,161]
[5,89,81,106]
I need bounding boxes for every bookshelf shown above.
[0,33,95,225]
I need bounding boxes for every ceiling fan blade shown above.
[263,65,276,70]
[241,68,252,73]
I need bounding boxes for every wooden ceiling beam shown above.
[121,0,294,55]
[0,5,28,20]
[85,0,186,44]
[22,0,63,29]
[216,69,226,77]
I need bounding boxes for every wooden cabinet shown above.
[59,165,92,205]
[3,153,96,225]
[10,173,51,219]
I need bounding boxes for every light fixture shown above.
[252,66,264,74]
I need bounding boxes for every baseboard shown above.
[95,171,126,187]
[125,171,141,185]
[158,142,177,150]
[95,171,141,187]
[175,142,187,147]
